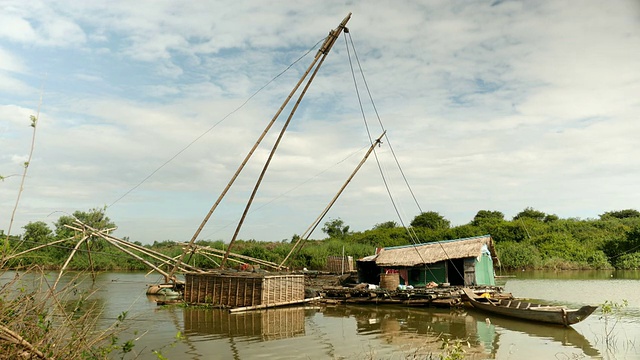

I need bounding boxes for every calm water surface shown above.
[4,270,639,359]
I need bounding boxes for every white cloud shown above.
[0,47,25,72]
[0,13,38,43]
[0,2,86,47]
[0,0,639,243]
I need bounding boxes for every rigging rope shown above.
[106,37,327,209]
[344,31,466,282]
[345,33,423,215]
[343,32,420,246]
[343,31,436,278]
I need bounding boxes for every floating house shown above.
[357,235,498,288]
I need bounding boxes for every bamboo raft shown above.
[316,285,508,307]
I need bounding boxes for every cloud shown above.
[0,47,25,72]
[0,3,86,47]
[1,0,639,243]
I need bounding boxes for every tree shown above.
[23,221,54,244]
[54,207,116,251]
[322,218,350,238]
[513,207,546,222]
[373,221,398,230]
[410,211,450,230]
[600,209,640,220]
[471,210,504,226]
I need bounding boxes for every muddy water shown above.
[4,270,639,359]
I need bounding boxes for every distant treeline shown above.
[2,207,640,271]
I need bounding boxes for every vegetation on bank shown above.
[3,207,640,272]
[0,267,136,359]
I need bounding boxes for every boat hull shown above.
[462,288,597,326]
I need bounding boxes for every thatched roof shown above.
[362,235,496,267]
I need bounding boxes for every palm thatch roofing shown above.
[360,235,497,267]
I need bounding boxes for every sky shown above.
[1,0,639,244]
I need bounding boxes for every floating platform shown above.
[315,284,507,307]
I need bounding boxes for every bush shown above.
[615,252,640,269]
[495,241,541,269]
[0,267,134,359]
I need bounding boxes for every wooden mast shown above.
[166,13,352,281]
[220,13,352,268]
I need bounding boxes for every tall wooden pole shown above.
[167,13,352,280]
[220,13,352,268]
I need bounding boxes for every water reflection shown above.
[4,271,630,359]
[322,305,601,359]
[183,307,306,342]
[322,305,493,359]
[179,304,601,359]
[478,312,600,358]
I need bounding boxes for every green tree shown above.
[615,252,640,269]
[600,209,640,220]
[322,218,350,238]
[471,210,504,226]
[373,221,398,230]
[513,207,547,221]
[23,221,54,244]
[410,211,450,230]
[495,241,541,269]
[54,207,115,251]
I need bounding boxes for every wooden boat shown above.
[462,288,597,326]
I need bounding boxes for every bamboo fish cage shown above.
[184,271,305,308]
[325,255,354,273]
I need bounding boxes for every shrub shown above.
[615,252,640,269]
[495,241,541,269]
[0,267,133,359]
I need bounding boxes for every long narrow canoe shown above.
[462,288,597,326]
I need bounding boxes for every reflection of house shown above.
[321,305,494,359]
[357,235,497,287]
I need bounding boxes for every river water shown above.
[3,270,639,359]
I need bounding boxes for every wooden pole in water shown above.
[220,13,352,269]
[53,234,89,290]
[85,241,96,283]
[97,232,173,280]
[101,232,203,273]
[184,243,282,270]
[2,236,73,261]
